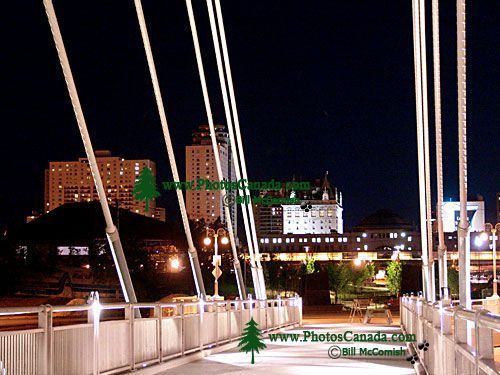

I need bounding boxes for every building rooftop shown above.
[9,202,178,244]
[354,209,413,231]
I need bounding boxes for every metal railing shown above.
[0,296,302,375]
[401,296,499,374]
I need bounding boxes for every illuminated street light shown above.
[171,258,180,270]
[475,236,485,247]
[479,232,489,243]
[353,259,362,267]
[205,227,230,298]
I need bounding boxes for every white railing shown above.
[401,296,499,375]
[0,297,302,375]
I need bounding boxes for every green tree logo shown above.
[238,317,266,364]
[133,167,160,213]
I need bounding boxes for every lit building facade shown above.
[258,209,421,262]
[283,201,343,235]
[44,150,165,221]
[185,125,236,228]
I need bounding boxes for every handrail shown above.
[400,296,499,374]
[0,296,302,374]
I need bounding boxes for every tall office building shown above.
[44,150,165,221]
[186,125,236,229]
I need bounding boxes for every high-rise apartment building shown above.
[44,150,165,221]
[185,125,236,229]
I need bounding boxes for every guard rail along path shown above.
[0,296,302,375]
[400,295,499,374]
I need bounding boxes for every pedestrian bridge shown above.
[0,297,301,374]
[2,296,500,374]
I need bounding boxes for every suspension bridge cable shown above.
[133,0,206,299]
[185,0,246,299]
[456,0,470,308]
[412,0,431,300]
[418,0,436,302]
[205,0,262,298]
[432,0,448,291]
[213,0,267,298]
[43,0,138,304]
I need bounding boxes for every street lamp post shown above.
[204,227,229,298]
[483,223,500,298]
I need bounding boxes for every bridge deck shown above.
[160,321,416,375]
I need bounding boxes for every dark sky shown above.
[0,1,498,230]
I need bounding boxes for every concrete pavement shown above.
[160,322,416,375]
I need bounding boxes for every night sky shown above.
[1,1,498,231]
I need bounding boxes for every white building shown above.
[442,200,485,233]
[282,176,343,234]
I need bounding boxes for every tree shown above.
[133,167,160,213]
[386,260,402,296]
[238,317,267,364]
[327,262,352,304]
[351,263,375,286]
[305,257,316,274]
[447,266,459,297]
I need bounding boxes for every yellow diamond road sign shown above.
[212,267,222,279]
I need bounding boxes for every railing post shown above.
[199,301,203,350]
[239,300,244,334]
[155,304,162,363]
[475,310,494,373]
[227,301,231,342]
[181,304,185,356]
[263,299,269,331]
[454,308,468,346]
[215,301,219,346]
[126,304,135,370]
[299,297,303,325]
[87,299,101,375]
[39,305,53,375]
